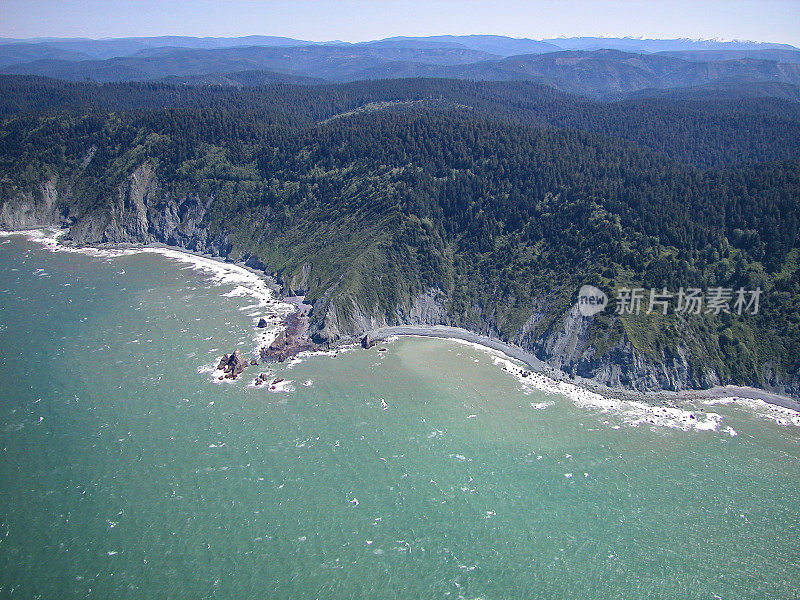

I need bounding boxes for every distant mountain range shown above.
[1,34,795,59]
[1,34,799,100]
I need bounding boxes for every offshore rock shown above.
[219,349,248,379]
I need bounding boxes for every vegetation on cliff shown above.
[0,76,798,393]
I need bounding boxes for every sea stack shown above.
[219,349,248,379]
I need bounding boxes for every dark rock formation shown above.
[361,334,375,349]
[218,349,248,379]
[254,372,272,386]
[260,310,318,362]
[257,317,269,328]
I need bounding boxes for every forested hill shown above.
[1,76,799,396]
[3,75,800,168]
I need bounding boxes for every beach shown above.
[365,324,800,412]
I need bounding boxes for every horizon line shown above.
[0,33,796,48]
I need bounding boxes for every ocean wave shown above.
[702,397,800,427]
[2,228,292,315]
[423,333,800,433]
[442,336,724,432]
[3,228,297,375]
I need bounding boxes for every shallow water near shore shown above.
[1,233,799,599]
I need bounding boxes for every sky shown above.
[1,0,799,46]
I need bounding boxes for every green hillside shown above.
[1,77,798,394]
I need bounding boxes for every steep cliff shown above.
[2,174,798,399]
[1,97,797,400]
[0,178,63,229]
[0,163,232,257]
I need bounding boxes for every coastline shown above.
[0,226,297,355]
[3,227,799,415]
[0,227,286,302]
[364,325,800,413]
[0,226,283,293]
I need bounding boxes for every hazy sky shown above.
[2,0,799,46]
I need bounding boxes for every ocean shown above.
[1,231,799,599]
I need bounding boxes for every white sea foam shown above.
[267,379,294,393]
[531,401,554,410]
[3,228,296,374]
[442,335,724,432]
[283,346,355,369]
[2,228,293,316]
[702,397,800,427]
[221,286,252,298]
[487,351,723,431]
[399,333,800,432]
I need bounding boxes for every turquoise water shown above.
[1,234,799,599]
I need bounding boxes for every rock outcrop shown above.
[254,372,272,386]
[260,311,318,363]
[217,350,248,379]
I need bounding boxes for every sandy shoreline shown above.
[365,325,800,412]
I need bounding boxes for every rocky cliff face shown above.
[3,166,797,398]
[0,178,64,229]
[308,284,799,398]
[532,303,720,392]
[310,286,454,343]
[761,362,800,399]
[1,164,231,256]
[67,164,232,255]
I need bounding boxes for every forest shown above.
[0,74,798,392]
